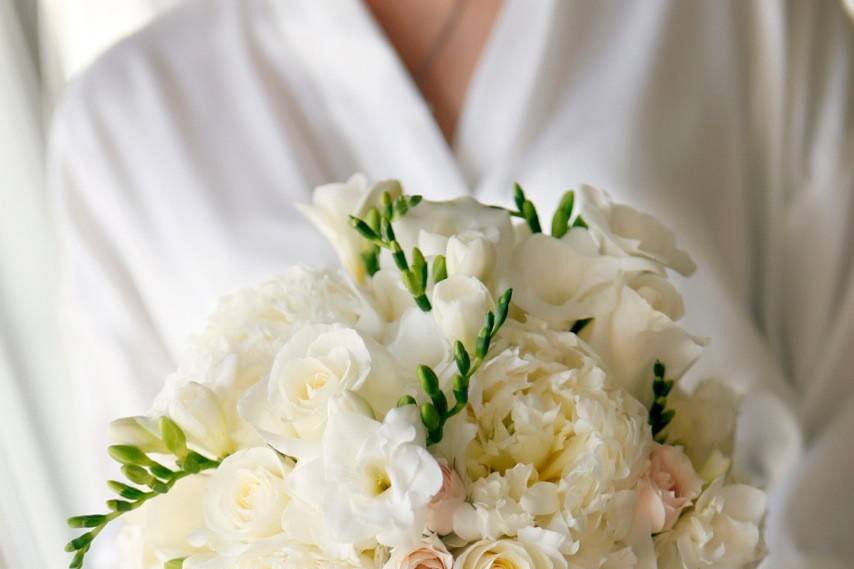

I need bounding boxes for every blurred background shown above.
[1,2,174,567]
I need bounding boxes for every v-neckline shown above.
[271,0,554,198]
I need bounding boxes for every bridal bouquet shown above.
[67,176,766,569]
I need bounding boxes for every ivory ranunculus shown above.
[453,537,566,569]
[576,185,696,276]
[508,233,621,328]
[384,537,453,569]
[655,479,766,569]
[432,276,494,351]
[635,444,703,533]
[169,381,234,458]
[292,406,443,549]
[202,447,293,545]
[238,324,402,458]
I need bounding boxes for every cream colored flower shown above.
[384,537,453,569]
[453,537,566,569]
[169,381,234,458]
[576,185,696,276]
[507,233,621,329]
[583,283,705,404]
[238,323,402,458]
[655,479,766,569]
[427,462,466,535]
[635,444,702,533]
[202,447,294,546]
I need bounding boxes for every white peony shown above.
[453,536,567,569]
[431,275,495,352]
[292,406,443,549]
[507,233,621,329]
[452,464,559,542]
[576,185,696,276]
[457,318,652,558]
[655,479,766,569]
[239,324,402,458]
[583,283,705,404]
[201,447,294,546]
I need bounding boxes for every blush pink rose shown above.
[636,444,703,532]
[427,463,466,535]
[384,541,453,569]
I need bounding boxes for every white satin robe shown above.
[48,1,854,567]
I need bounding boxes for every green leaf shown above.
[454,341,470,376]
[513,183,526,211]
[411,248,428,291]
[417,365,440,396]
[365,207,381,233]
[159,416,188,460]
[570,318,592,335]
[165,557,186,569]
[551,190,575,238]
[360,246,381,276]
[420,403,441,431]
[521,201,542,233]
[432,255,448,284]
[572,215,588,229]
[67,514,107,529]
[414,294,432,312]
[494,289,513,331]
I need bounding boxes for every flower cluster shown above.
[67,174,765,569]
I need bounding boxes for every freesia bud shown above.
[108,417,168,454]
[432,275,494,352]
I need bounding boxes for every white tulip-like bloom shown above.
[239,323,402,458]
[431,275,495,352]
[655,479,766,569]
[202,447,294,546]
[445,230,500,288]
[576,185,696,276]
[453,537,567,569]
[292,406,443,549]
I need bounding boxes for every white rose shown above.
[292,406,443,549]
[432,275,495,351]
[202,447,293,545]
[634,444,703,534]
[239,324,402,458]
[454,537,566,569]
[584,283,705,404]
[445,231,498,285]
[626,273,684,321]
[655,479,766,569]
[508,233,621,328]
[297,174,399,282]
[154,266,376,449]
[169,381,234,458]
[384,537,453,569]
[576,185,696,276]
